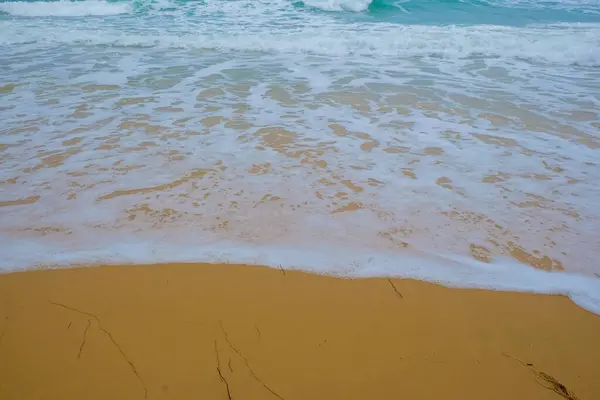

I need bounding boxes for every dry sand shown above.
[1,263,599,400]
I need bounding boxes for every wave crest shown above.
[299,0,373,12]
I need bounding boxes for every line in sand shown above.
[0,262,599,399]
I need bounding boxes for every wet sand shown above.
[1,263,599,400]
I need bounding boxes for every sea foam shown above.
[1,0,599,315]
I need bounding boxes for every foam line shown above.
[2,236,599,315]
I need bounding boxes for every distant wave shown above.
[297,0,600,14]
[0,0,132,17]
[2,0,598,19]
[299,0,374,12]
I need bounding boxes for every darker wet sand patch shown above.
[0,263,599,400]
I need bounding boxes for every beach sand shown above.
[1,263,599,400]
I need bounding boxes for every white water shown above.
[3,236,600,314]
[302,0,373,12]
[1,0,600,314]
[1,18,599,66]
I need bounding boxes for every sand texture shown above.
[1,263,599,400]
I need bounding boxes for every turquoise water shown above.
[1,1,600,312]
[1,0,599,66]
[1,0,600,63]
[4,0,600,24]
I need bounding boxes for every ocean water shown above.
[1,0,600,311]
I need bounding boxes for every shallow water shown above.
[1,0,600,311]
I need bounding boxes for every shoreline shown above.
[1,262,599,399]
[3,237,600,316]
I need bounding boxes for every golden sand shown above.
[1,263,599,400]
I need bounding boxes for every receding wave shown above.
[0,0,132,17]
[2,0,600,317]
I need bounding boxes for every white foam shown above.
[1,0,599,318]
[2,236,600,315]
[0,0,132,17]
[302,0,373,12]
[1,21,599,66]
